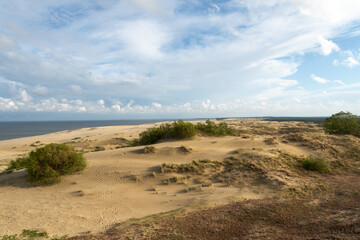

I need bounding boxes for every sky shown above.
[1,0,360,121]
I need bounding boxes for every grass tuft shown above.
[301,156,329,173]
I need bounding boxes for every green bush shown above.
[137,120,197,145]
[137,124,169,145]
[324,111,360,136]
[135,120,235,145]
[169,120,198,139]
[301,156,329,173]
[0,156,29,175]
[26,143,87,185]
[197,120,236,136]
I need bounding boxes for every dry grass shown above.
[70,174,360,240]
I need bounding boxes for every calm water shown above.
[0,117,326,141]
[0,120,167,141]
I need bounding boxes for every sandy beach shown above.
[0,119,359,238]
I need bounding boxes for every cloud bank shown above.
[1,0,360,118]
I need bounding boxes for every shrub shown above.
[27,143,87,185]
[169,120,198,139]
[0,156,29,174]
[143,146,157,154]
[137,123,170,145]
[137,121,197,145]
[324,111,360,136]
[301,156,329,173]
[135,120,234,145]
[197,120,235,136]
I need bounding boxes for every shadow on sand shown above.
[0,170,37,188]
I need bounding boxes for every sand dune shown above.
[0,119,359,237]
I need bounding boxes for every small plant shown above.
[26,144,87,185]
[21,229,48,239]
[143,146,157,154]
[1,234,19,240]
[185,185,201,193]
[178,145,192,154]
[301,156,329,173]
[264,137,278,145]
[93,146,105,152]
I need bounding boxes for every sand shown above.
[0,120,321,236]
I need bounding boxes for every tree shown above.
[324,111,360,136]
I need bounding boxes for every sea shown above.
[0,117,326,141]
[0,119,168,141]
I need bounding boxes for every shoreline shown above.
[0,119,171,141]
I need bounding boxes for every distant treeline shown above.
[262,117,326,123]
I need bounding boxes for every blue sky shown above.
[1,0,360,120]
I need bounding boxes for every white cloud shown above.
[152,102,162,108]
[311,74,328,84]
[342,56,359,68]
[333,50,360,68]
[97,99,105,106]
[102,20,171,59]
[0,97,18,111]
[318,36,339,55]
[334,80,345,85]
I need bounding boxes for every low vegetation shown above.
[0,156,29,175]
[301,156,329,173]
[197,120,236,136]
[26,144,87,185]
[143,146,157,154]
[1,144,87,185]
[133,120,236,145]
[0,229,68,240]
[133,120,198,145]
[160,159,221,174]
[324,111,360,137]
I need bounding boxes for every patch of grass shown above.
[233,148,245,154]
[162,176,188,185]
[301,156,329,173]
[21,229,48,239]
[27,143,87,185]
[1,234,19,240]
[184,185,202,193]
[160,160,222,176]
[264,137,278,145]
[1,229,51,240]
[197,120,236,136]
[161,162,201,174]
[178,145,192,154]
[143,146,156,154]
[93,146,105,152]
